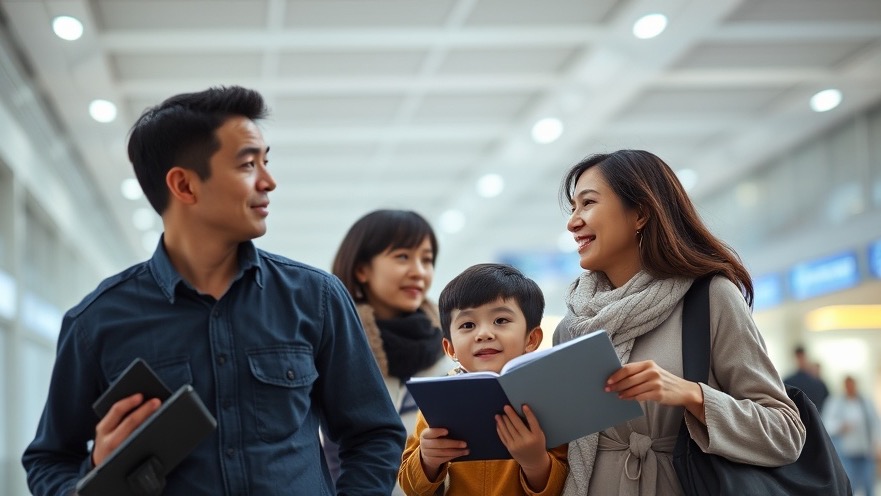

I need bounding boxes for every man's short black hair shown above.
[127,85,268,214]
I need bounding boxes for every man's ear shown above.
[442,338,456,360]
[166,166,198,205]
[525,326,544,352]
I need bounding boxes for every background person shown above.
[398,263,568,495]
[323,209,452,494]
[823,375,881,496]
[21,86,405,496]
[783,345,830,412]
[554,149,805,495]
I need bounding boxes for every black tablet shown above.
[76,384,217,496]
[92,358,172,419]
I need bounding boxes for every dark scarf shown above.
[375,310,444,381]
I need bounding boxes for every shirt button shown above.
[213,310,220,318]
[217,354,227,365]
[226,448,235,457]
[286,370,295,380]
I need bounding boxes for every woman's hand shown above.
[418,427,468,480]
[606,360,706,423]
[496,404,551,491]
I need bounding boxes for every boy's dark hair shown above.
[332,210,438,303]
[127,85,269,214]
[439,263,544,340]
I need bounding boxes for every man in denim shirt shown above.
[22,86,406,495]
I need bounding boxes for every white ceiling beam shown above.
[263,123,502,144]
[96,22,881,54]
[115,65,870,97]
[707,22,881,41]
[117,75,556,95]
[99,27,605,52]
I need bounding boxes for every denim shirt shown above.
[22,240,406,495]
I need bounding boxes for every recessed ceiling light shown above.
[531,118,563,144]
[120,178,143,200]
[52,15,83,41]
[810,89,842,112]
[676,168,698,192]
[439,209,465,234]
[476,174,504,198]
[633,13,668,39]
[89,99,117,123]
[132,207,156,231]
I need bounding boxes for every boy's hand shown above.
[496,405,548,470]
[497,404,552,491]
[418,427,468,480]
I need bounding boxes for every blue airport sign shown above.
[870,239,881,279]
[753,273,783,311]
[789,251,860,300]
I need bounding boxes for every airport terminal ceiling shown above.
[1,0,880,288]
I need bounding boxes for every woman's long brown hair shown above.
[560,149,753,306]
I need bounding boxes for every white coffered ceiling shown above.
[2,0,881,293]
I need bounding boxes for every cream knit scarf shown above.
[560,270,692,495]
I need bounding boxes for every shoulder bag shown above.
[673,276,852,496]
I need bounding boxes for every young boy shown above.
[398,263,568,495]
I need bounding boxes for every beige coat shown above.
[560,276,805,495]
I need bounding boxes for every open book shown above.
[405,330,644,460]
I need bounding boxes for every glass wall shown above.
[702,101,881,273]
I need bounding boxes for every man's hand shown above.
[418,427,468,481]
[91,393,161,467]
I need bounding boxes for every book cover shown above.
[406,330,644,460]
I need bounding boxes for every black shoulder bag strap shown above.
[675,276,854,496]
[681,276,713,384]
[674,275,717,496]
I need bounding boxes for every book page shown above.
[405,370,499,383]
[500,329,606,375]
[496,329,642,448]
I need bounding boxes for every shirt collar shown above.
[149,235,264,303]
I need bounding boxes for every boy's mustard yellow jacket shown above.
[398,410,569,495]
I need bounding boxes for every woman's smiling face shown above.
[567,166,643,288]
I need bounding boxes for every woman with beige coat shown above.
[555,150,806,495]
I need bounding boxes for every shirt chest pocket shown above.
[152,357,194,392]
[105,356,193,396]
[247,347,318,442]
